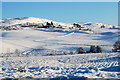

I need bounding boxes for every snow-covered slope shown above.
[0,17,73,27]
[0,17,118,29]
[1,28,118,54]
[0,17,119,54]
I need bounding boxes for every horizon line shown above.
[1,16,117,26]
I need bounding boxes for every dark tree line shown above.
[74,40,120,55]
[73,23,81,27]
[46,22,53,26]
[75,45,102,54]
[89,45,102,53]
[43,21,57,28]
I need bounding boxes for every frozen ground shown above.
[0,27,118,55]
[0,53,119,78]
[0,17,119,54]
[0,17,119,78]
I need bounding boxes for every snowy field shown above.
[0,17,119,54]
[0,53,119,78]
[0,17,119,79]
[0,27,118,55]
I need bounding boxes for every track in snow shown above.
[0,53,119,78]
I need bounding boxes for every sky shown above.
[2,0,120,2]
[2,2,118,25]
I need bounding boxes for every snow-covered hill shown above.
[0,17,73,28]
[0,17,118,29]
[0,17,119,54]
[0,17,119,79]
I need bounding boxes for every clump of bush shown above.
[100,25,105,28]
[89,45,102,53]
[63,51,75,55]
[17,67,26,73]
[75,47,86,54]
[75,45,102,54]
[14,49,23,57]
[113,40,120,52]
[62,45,103,55]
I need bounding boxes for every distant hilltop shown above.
[0,17,118,31]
